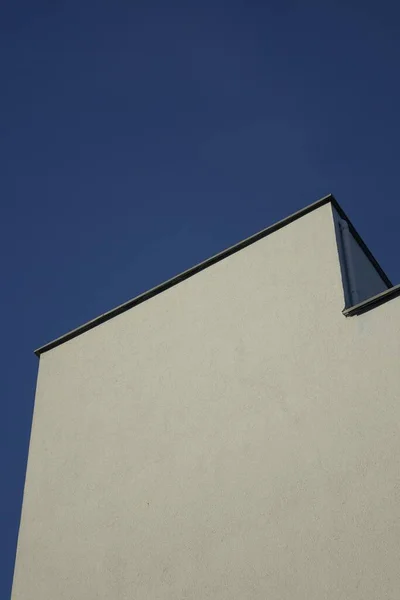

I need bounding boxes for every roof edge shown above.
[331,201,392,289]
[343,283,400,317]
[35,194,393,357]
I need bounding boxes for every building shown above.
[12,194,400,599]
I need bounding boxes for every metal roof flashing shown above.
[34,194,394,357]
[343,284,400,317]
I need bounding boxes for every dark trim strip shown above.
[331,205,392,289]
[343,283,400,317]
[35,194,393,356]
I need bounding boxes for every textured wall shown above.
[12,203,400,599]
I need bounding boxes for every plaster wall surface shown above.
[12,203,400,599]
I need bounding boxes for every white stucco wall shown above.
[12,203,400,599]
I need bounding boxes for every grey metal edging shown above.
[331,205,392,289]
[343,284,400,317]
[35,193,393,356]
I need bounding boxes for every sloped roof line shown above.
[35,194,392,357]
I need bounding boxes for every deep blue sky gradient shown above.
[2,1,400,596]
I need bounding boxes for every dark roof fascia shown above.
[343,283,400,317]
[331,201,392,288]
[35,194,393,356]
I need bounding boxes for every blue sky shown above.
[1,1,400,596]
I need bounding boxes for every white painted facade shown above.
[12,198,400,599]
